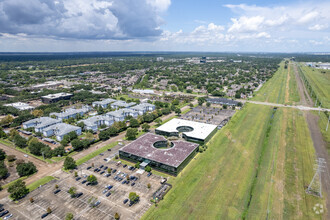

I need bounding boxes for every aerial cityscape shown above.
[0,0,329,220]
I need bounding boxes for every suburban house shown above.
[50,105,91,120]
[111,101,136,109]
[42,123,82,141]
[23,117,61,133]
[92,98,117,109]
[78,115,114,132]
[131,103,156,115]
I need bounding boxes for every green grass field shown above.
[316,111,330,155]
[142,104,324,219]
[76,141,118,166]
[253,62,300,105]
[298,64,330,109]
[27,176,55,192]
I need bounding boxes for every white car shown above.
[4,214,13,220]
[24,155,28,158]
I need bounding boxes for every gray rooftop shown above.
[93,98,117,106]
[112,101,136,108]
[23,117,61,129]
[43,123,80,137]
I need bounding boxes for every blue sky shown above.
[0,0,329,52]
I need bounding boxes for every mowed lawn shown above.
[299,64,330,108]
[142,104,324,219]
[246,108,324,219]
[253,62,300,105]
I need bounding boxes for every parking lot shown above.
[180,106,235,125]
[1,150,163,220]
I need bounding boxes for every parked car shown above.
[4,213,13,220]
[94,201,101,206]
[131,182,135,186]
[81,180,87,184]
[99,165,104,169]
[75,177,81,181]
[123,199,129,204]
[147,172,152,177]
[76,192,83,198]
[54,189,61,194]
[41,213,49,219]
[0,211,8,217]
[106,192,111,197]
[86,166,92,170]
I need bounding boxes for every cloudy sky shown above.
[0,0,329,52]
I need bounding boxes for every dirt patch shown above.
[293,63,313,106]
[285,64,291,103]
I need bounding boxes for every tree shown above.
[237,102,243,107]
[154,118,162,126]
[0,160,8,179]
[114,212,120,220]
[171,99,179,106]
[30,197,34,203]
[16,162,37,177]
[135,162,141,168]
[0,149,6,161]
[145,166,152,172]
[174,108,181,115]
[98,130,109,141]
[206,102,211,107]
[0,115,14,126]
[52,146,65,157]
[64,157,76,170]
[7,179,29,200]
[0,128,7,138]
[128,192,140,203]
[198,97,205,106]
[223,104,228,109]
[8,129,19,140]
[129,118,140,128]
[71,139,83,151]
[32,109,43,117]
[65,213,74,220]
[147,183,151,189]
[141,123,150,132]
[107,126,118,137]
[13,135,28,148]
[77,122,85,130]
[47,207,52,214]
[87,175,97,185]
[126,128,138,140]
[7,155,16,162]
[68,187,77,197]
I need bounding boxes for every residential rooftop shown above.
[43,123,80,137]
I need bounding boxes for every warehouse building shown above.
[155,118,217,143]
[119,133,199,175]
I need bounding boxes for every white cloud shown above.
[0,0,171,39]
[309,24,328,31]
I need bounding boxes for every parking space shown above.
[1,150,163,220]
[180,106,235,125]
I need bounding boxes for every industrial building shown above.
[155,118,217,143]
[206,98,239,106]
[119,133,199,175]
[41,93,73,104]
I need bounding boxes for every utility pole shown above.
[326,115,329,132]
[42,152,45,161]
[306,158,326,197]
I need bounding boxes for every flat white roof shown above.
[156,118,217,141]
